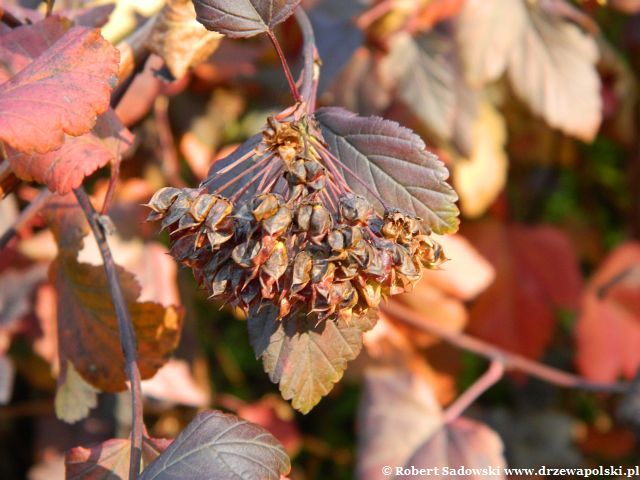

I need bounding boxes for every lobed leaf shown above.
[0,20,119,154]
[357,368,507,480]
[248,305,373,414]
[139,410,290,480]
[316,107,459,235]
[6,110,133,194]
[55,359,98,424]
[193,0,301,38]
[457,0,601,140]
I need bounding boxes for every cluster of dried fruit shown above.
[147,115,446,324]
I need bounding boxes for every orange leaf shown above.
[575,242,640,381]
[0,19,119,154]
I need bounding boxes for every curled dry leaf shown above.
[453,100,508,218]
[193,0,301,38]
[0,18,119,154]
[139,410,291,480]
[457,0,602,141]
[575,242,640,382]
[357,367,507,480]
[464,221,582,359]
[147,0,224,80]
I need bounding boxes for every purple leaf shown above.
[193,0,301,38]
[248,305,374,414]
[140,410,290,480]
[315,107,459,234]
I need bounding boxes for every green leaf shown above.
[316,107,459,235]
[248,305,374,413]
[139,410,290,480]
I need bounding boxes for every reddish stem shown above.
[74,188,143,480]
[383,300,629,394]
[267,30,301,103]
[443,361,504,423]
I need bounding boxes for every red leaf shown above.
[6,110,133,194]
[464,221,582,359]
[0,20,119,154]
[575,242,640,382]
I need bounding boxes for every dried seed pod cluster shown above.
[147,115,446,324]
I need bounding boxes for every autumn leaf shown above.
[66,435,171,480]
[453,100,508,218]
[575,242,640,382]
[6,110,133,194]
[457,0,601,141]
[316,107,460,235]
[139,410,291,480]
[146,0,223,80]
[54,359,98,424]
[463,221,582,359]
[357,368,507,480]
[0,19,119,154]
[248,305,374,414]
[45,196,184,392]
[193,0,301,38]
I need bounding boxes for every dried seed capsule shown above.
[262,205,292,236]
[296,203,313,231]
[146,187,182,214]
[339,194,373,224]
[190,193,218,222]
[309,204,332,237]
[262,241,288,281]
[291,251,313,293]
[232,239,261,268]
[205,197,233,229]
[161,191,194,231]
[327,230,345,252]
[252,193,282,221]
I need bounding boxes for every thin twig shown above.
[73,187,143,480]
[267,30,302,103]
[0,189,52,251]
[443,361,504,423]
[154,96,185,188]
[45,0,55,17]
[294,9,318,110]
[383,300,629,394]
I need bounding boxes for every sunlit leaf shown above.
[139,410,290,480]
[193,0,301,38]
[248,305,373,414]
[146,0,223,79]
[453,100,508,218]
[0,19,119,154]
[316,107,459,234]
